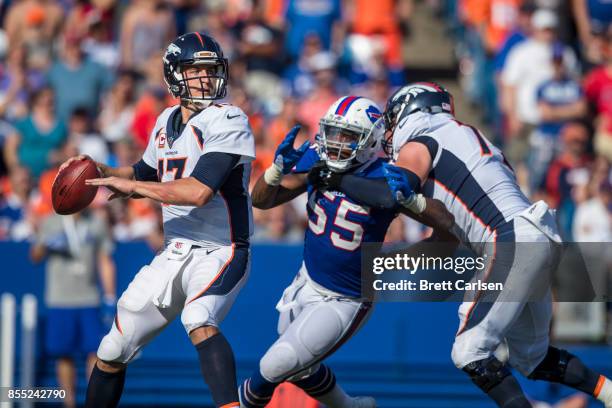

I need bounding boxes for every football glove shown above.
[264,126,310,185]
[382,163,425,213]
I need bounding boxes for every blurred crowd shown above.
[0,0,610,248]
[0,0,414,245]
[446,0,612,243]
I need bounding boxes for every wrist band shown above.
[264,164,284,186]
[405,193,426,214]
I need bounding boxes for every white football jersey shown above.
[141,103,255,248]
[392,113,530,246]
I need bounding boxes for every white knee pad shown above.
[181,299,214,333]
[260,342,300,383]
[97,331,130,364]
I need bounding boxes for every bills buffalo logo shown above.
[365,105,382,124]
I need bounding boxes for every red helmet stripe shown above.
[335,96,361,116]
[194,32,204,46]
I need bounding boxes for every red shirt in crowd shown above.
[584,66,612,133]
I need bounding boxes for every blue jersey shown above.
[293,147,397,297]
[536,77,583,136]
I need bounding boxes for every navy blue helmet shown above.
[382,82,454,155]
[162,32,228,104]
[383,81,454,131]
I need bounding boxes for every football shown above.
[51,158,100,215]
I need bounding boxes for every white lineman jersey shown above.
[141,103,255,248]
[392,113,531,246]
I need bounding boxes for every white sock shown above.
[595,376,612,405]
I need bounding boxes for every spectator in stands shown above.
[284,0,345,60]
[47,35,112,122]
[0,166,34,241]
[130,87,168,150]
[584,25,612,162]
[283,33,323,99]
[3,87,67,179]
[30,210,116,408]
[494,3,536,74]
[501,8,578,166]
[572,0,612,63]
[343,0,411,85]
[236,3,284,114]
[64,0,116,46]
[528,45,587,191]
[297,52,342,139]
[542,122,592,239]
[188,1,237,60]
[0,46,32,120]
[119,0,175,73]
[4,0,63,67]
[267,97,301,147]
[67,107,108,165]
[573,177,612,242]
[81,17,121,70]
[97,70,137,144]
[361,72,391,109]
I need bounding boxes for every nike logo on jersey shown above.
[206,248,220,255]
[226,113,241,120]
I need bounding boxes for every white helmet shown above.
[317,96,384,172]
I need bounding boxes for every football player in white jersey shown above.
[60,32,254,408]
[379,82,612,407]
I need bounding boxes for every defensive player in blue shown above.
[240,96,455,408]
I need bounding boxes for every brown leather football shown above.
[52,158,100,215]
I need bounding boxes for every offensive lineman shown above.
[378,82,612,407]
[61,33,254,408]
[241,96,455,408]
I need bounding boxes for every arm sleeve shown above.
[190,152,241,193]
[132,159,158,182]
[333,168,422,211]
[336,175,398,210]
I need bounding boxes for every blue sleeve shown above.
[292,146,320,173]
[132,159,158,182]
[191,152,240,192]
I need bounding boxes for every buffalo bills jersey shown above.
[141,104,255,248]
[293,147,397,297]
